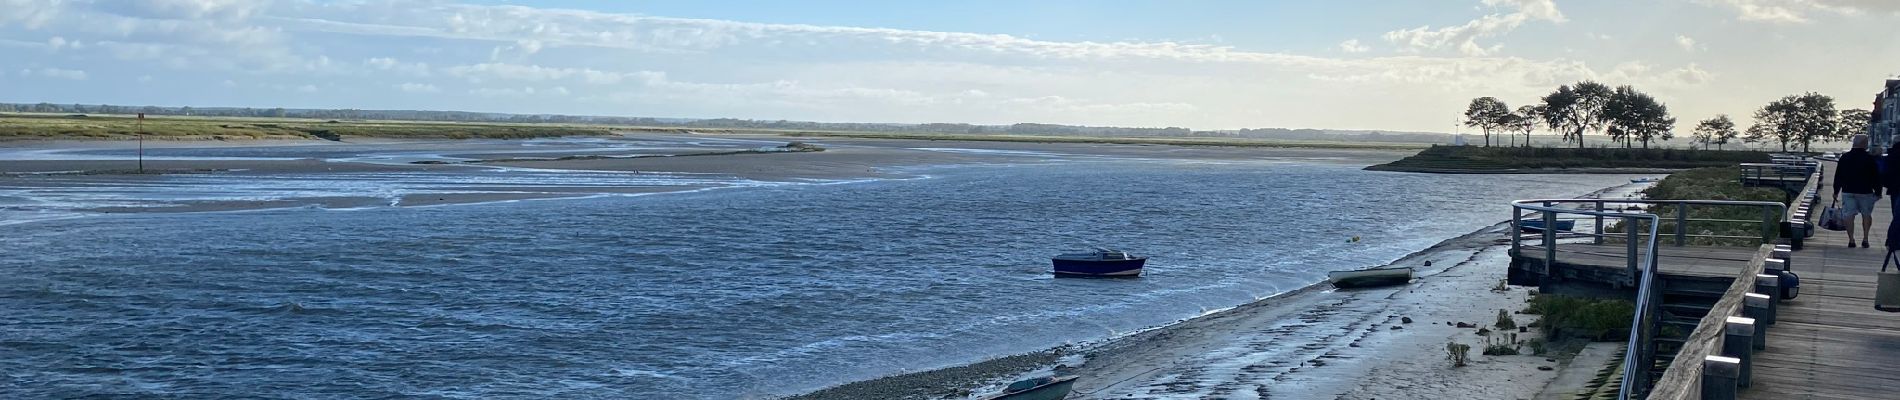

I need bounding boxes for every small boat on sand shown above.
[1518,219,1575,233]
[1328,266,1414,288]
[1631,177,1660,183]
[980,376,1078,400]
[1052,249,1145,277]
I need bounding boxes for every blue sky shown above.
[2,0,1897,132]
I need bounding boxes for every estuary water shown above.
[0,156,1634,398]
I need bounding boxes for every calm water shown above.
[0,159,1633,398]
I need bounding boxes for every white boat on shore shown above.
[1327,266,1414,288]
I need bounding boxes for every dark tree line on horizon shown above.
[1465,83,1872,152]
[0,102,1458,143]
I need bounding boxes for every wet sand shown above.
[786,183,1648,400]
[1,134,1414,215]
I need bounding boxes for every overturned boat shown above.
[979,375,1079,400]
[1327,266,1414,288]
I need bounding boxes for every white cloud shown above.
[397,83,440,93]
[446,62,652,84]
[1694,0,1898,23]
[365,57,432,76]
[22,67,88,80]
[1338,39,1369,53]
[1676,35,1699,51]
[1382,0,1565,56]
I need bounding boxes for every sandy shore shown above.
[786,183,1650,400]
[1,134,1413,217]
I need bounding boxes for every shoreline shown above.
[784,182,1645,399]
[1364,166,1685,174]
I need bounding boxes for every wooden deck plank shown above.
[1737,164,1900,400]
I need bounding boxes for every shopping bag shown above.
[1877,250,1900,312]
[1820,201,1847,231]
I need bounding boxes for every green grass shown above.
[0,113,611,140]
[769,130,1431,150]
[1367,145,1773,172]
[1524,294,1635,341]
[1608,167,1787,246]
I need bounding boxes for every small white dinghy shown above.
[1327,266,1415,288]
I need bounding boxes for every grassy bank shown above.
[1366,145,1772,173]
[0,113,610,140]
[770,131,1430,150]
[1609,167,1787,246]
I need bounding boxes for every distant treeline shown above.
[0,102,1453,143]
[1365,145,1772,173]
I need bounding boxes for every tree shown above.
[1753,97,1798,152]
[1754,93,1839,153]
[1791,93,1838,153]
[1838,108,1872,146]
[1603,86,1676,149]
[1541,81,1613,149]
[1512,105,1543,147]
[1463,97,1511,147]
[1695,115,1739,150]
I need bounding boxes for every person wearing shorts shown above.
[1834,134,1882,248]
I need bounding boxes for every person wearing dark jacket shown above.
[1835,134,1882,248]
[1886,144,1900,251]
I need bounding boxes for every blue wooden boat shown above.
[1052,249,1145,277]
[1519,220,1575,233]
[980,375,1078,400]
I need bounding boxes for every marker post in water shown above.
[137,112,144,173]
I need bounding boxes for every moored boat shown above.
[1518,219,1575,233]
[1052,249,1145,277]
[979,375,1079,400]
[1630,177,1660,183]
[1327,266,1414,288]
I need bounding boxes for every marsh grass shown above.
[0,113,608,140]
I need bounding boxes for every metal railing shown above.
[1509,199,1786,399]
[1739,163,1817,188]
[1511,200,1787,275]
[1510,200,1662,399]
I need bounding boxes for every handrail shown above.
[1508,199,1786,399]
[1646,245,1773,400]
[1509,200,1661,400]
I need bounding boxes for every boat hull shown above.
[1327,267,1414,288]
[1052,258,1145,277]
[1518,220,1575,233]
[981,376,1078,400]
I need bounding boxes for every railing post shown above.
[1676,202,1689,246]
[1773,245,1793,271]
[1761,205,1775,244]
[1744,293,1772,350]
[1627,218,1640,280]
[1753,274,1780,324]
[1511,206,1522,256]
[1724,316,1757,388]
[1544,210,1558,277]
[1703,355,1742,400]
[1595,200,1605,245]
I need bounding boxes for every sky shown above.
[0,0,1897,133]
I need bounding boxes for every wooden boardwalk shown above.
[1517,243,1764,280]
[1738,187,1900,400]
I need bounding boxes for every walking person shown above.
[1834,134,1882,248]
